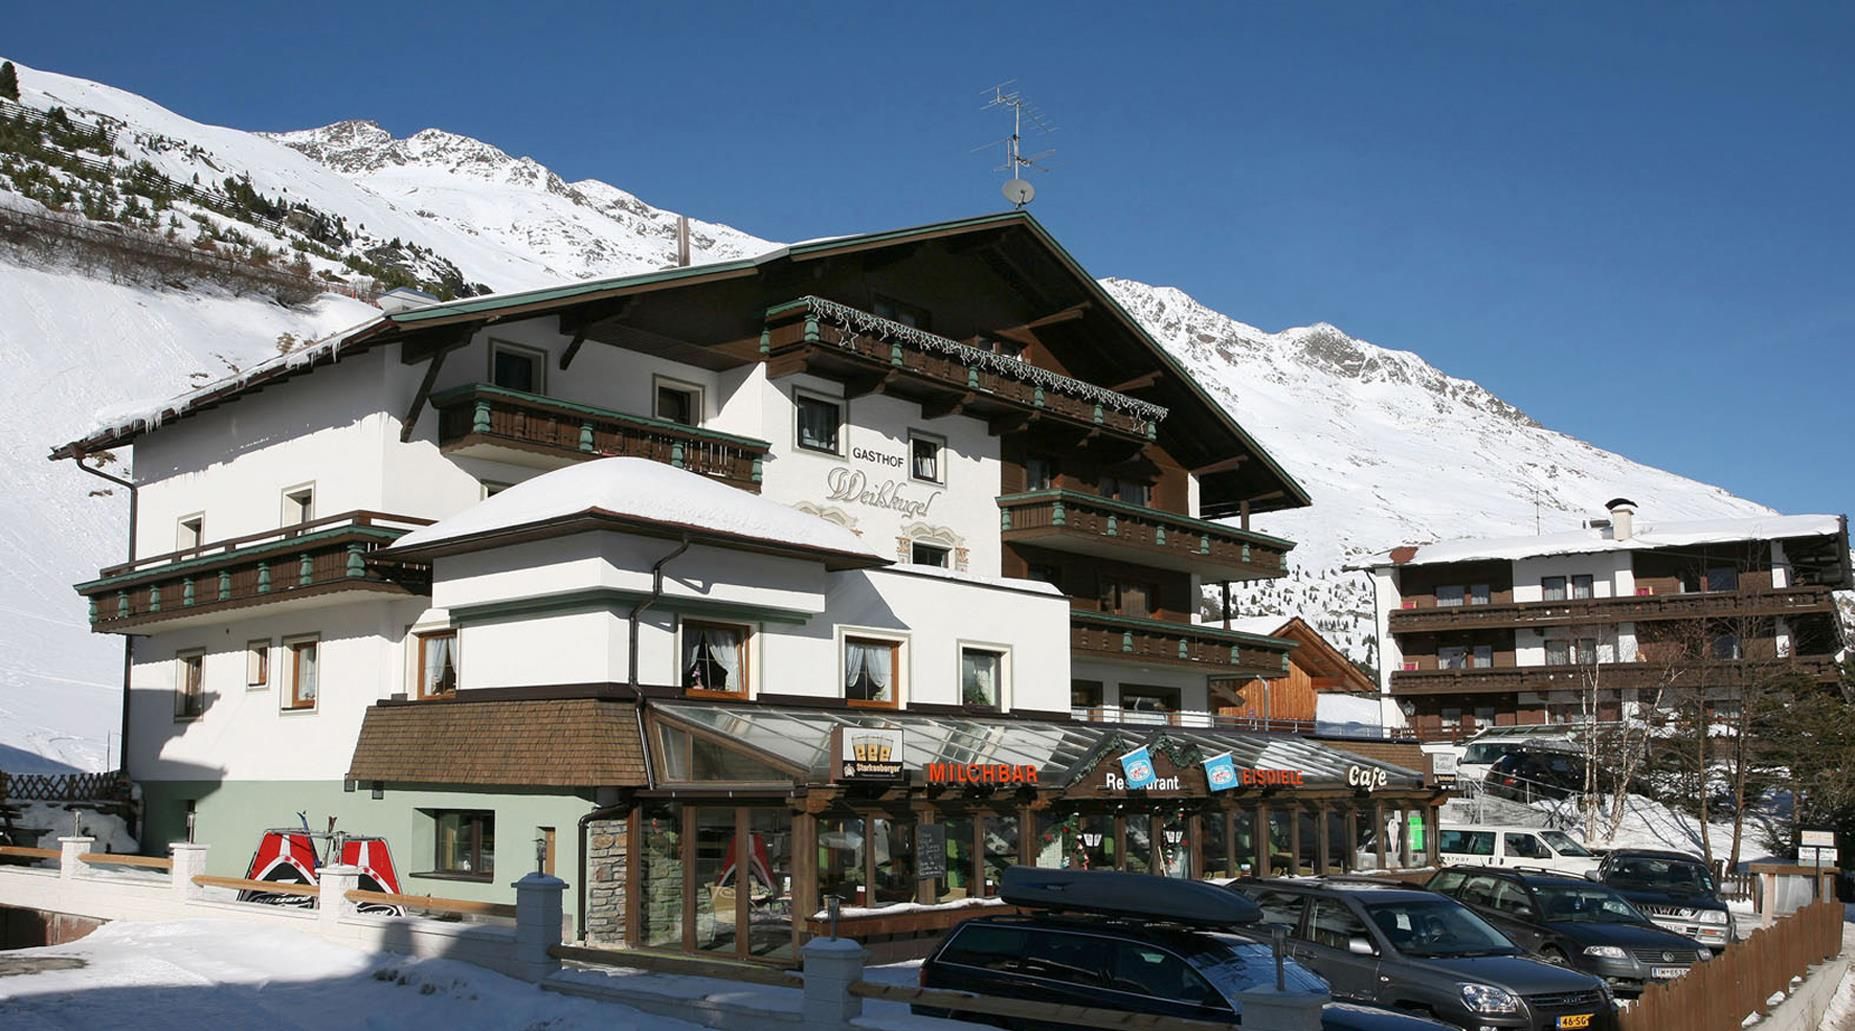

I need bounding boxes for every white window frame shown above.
[652,374,705,427]
[174,649,206,721]
[908,431,946,486]
[280,482,316,527]
[836,626,907,709]
[176,513,205,551]
[281,633,321,713]
[246,639,271,689]
[488,339,547,394]
[792,387,846,457]
[956,640,1011,711]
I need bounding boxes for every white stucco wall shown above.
[1511,553,1634,602]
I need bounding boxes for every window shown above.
[911,541,950,567]
[174,651,205,719]
[1016,927,1109,987]
[1544,638,1571,666]
[433,810,494,879]
[1436,585,1465,608]
[1243,888,1307,932]
[177,515,204,551]
[281,485,315,526]
[844,636,899,707]
[1439,646,1468,670]
[1470,583,1491,606]
[1440,830,1496,856]
[1542,576,1567,602]
[1442,706,1463,725]
[940,923,1027,973]
[1571,574,1594,600]
[1712,633,1741,660]
[1306,898,1372,951]
[284,637,318,710]
[417,631,458,698]
[654,377,702,426]
[794,392,842,455]
[1070,680,1104,708]
[1100,476,1149,506]
[1027,563,1062,588]
[1474,705,1496,724]
[245,640,270,688]
[1504,833,1548,860]
[1121,684,1181,714]
[1574,637,1599,664]
[1488,879,1536,916]
[1705,566,1739,592]
[682,621,748,697]
[1025,456,1056,491]
[1100,577,1156,619]
[960,647,1004,709]
[871,295,929,329]
[489,341,543,393]
[1472,644,1494,669]
[909,433,944,484]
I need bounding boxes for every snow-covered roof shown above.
[387,457,887,565]
[1222,615,1289,638]
[879,562,1064,597]
[1359,513,1845,569]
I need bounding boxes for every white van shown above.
[1437,824,1600,876]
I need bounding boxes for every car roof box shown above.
[999,866,1261,927]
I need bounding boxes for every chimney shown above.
[1605,498,1637,541]
[675,215,690,268]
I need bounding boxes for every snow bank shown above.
[6,802,137,853]
[391,457,886,561]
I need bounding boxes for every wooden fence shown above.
[0,769,130,803]
[1619,898,1844,1031]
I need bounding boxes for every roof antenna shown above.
[977,81,1054,208]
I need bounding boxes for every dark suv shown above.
[1588,849,1733,949]
[1426,867,1711,996]
[915,867,1451,1030]
[1229,878,1615,1031]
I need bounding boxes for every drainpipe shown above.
[627,536,690,690]
[75,454,137,781]
[576,800,628,942]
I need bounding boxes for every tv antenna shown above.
[977,82,1054,208]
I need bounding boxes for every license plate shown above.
[1557,1015,1593,1030]
[1651,965,1688,979]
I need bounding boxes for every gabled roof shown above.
[49,211,1311,513]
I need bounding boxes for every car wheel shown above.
[1540,946,1570,967]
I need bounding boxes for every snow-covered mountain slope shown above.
[1104,281,1776,661]
[0,57,1801,767]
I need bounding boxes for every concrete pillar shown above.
[802,935,867,1027]
[58,836,94,880]
[169,842,209,901]
[513,871,568,982]
[1238,985,1329,1031]
[317,863,361,931]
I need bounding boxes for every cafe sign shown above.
[1347,764,1391,791]
[833,726,904,782]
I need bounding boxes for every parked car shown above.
[1437,824,1600,876]
[1426,866,1711,996]
[1483,751,1592,803]
[1228,877,1615,1031]
[914,867,1454,1031]
[1458,732,1578,784]
[1588,848,1733,949]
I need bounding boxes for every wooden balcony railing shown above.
[763,297,1166,443]
[1388,655,1842,696]
[1070,611,1292,678]
[1388,585,1838,634]
[999,490,1290,581]
[431,383,771,493]
[76,511,432,632]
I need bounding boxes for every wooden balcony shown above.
[762,297,1165,446]
[999,490,1290,582]
[1388,655,1842,696]
[1388,585,1838,634]
[1070,611,1292,678]
[77,512,433,633]
[431,383,771,493]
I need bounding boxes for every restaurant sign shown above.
[1347,764,1391,791]
[833,727,904,782]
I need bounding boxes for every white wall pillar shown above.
[801,936,866,1027]
[317,863,361,930]
[57,836,94,880]
[513,871,567,982]
[169,842,209,901]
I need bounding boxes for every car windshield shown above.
[1192,938,1327,1003]
[1539,831,1594,857]
[1462,743,1512,763]
[1609,857,1714,894]
[1364,899,1518,957]
[1532,884,1648,924]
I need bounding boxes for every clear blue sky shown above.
[10,2,1852,520]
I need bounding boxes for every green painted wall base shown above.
[140,779,597,923]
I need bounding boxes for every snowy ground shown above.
[0,919,700,1030]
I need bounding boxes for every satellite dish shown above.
[1002,178,1035,207]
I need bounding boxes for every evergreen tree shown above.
[0,62,19,102]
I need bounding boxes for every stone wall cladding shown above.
[584,817,628,944]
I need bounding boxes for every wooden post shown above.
[1256,802,1272,878]
[735,807,752,958]
[1288,804,1302,876]
[1425,805,1441,867]
[792,808,817,951]
[1397,807,1412,868]
[1316,805,1332,874]
[916,810,938,906]
[1188,812,1203,880]
[1373,802,1388,870]
[1344,805,1359,872]
[625,805,643,946]
[681,806,697,952]
[1224,805,1238,877]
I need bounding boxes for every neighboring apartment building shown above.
[1362,499,1851,741]
[53,212,1440,955]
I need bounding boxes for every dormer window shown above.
[490,341,544,393]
